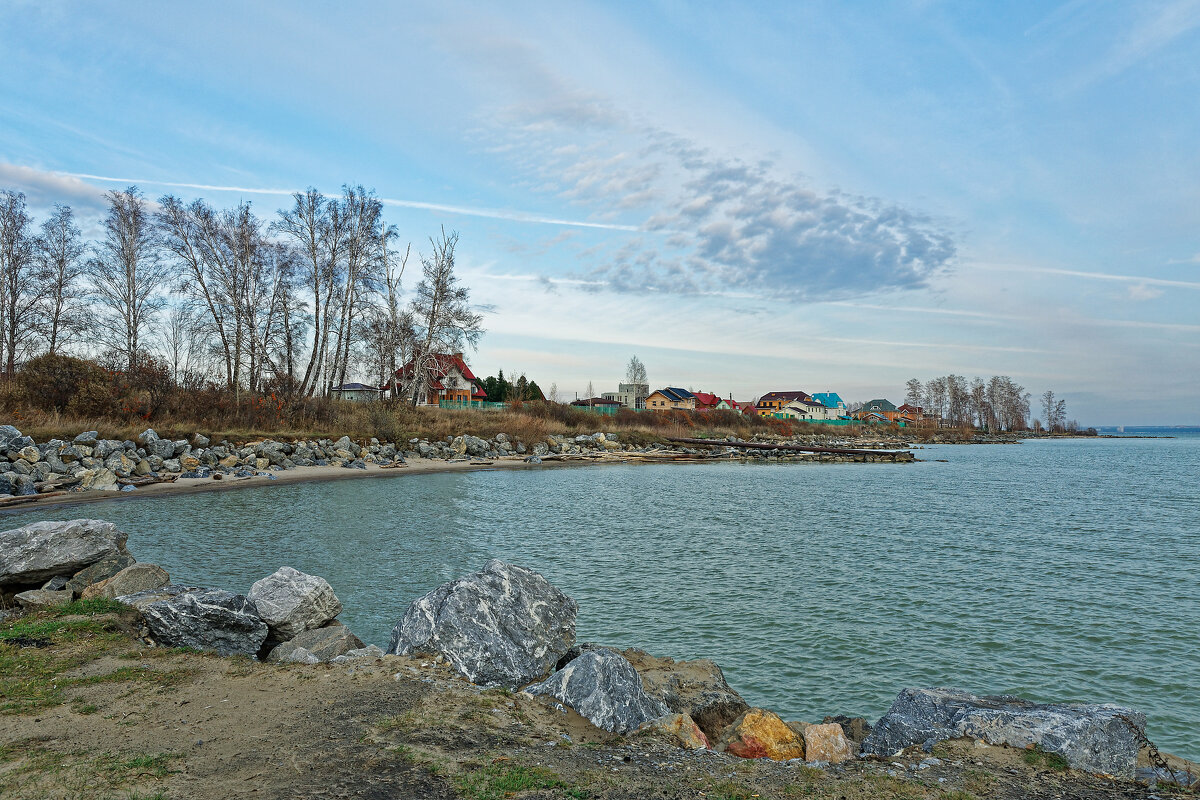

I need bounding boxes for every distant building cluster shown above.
[332,351,932,427]
[575,384,930,426]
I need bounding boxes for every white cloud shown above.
[484,91,956,300]
[0,163,108,211]
[1127,282,1164,301]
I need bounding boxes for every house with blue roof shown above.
[811,392,848,417]
[646,387,696,410]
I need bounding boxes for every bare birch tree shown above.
[275,189,347,396]
[33,204,87,355]
[88,187,169,370]
[904,377,923,408]
[407,228,483,405]
[0,191,36,374]
[625,355,647,386]
[328,186,386,393]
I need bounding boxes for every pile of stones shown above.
[0,424,647,499]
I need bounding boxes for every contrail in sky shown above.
[62,171,641,232]
[978,263,1200,290]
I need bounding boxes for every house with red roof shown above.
[730,400,758,415]
[897,404,928,424]
[755,390,811,415]
[385,352,487,406]
[692,391,722,410]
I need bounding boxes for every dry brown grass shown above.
[4,396,864,447]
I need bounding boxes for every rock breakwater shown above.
[0,424,916,504]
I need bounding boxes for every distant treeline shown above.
[904,375,1076,432]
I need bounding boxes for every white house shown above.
[779,398,833,420]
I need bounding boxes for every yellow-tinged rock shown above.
[180,455,200,470]
[638,713,710,750]
[219,455,239,469]
[803,722,855,763]
[717,708,806,760]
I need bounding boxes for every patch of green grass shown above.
[56,597,132,616]
[1023,745,1070,771]
[386,744,416,764]
[94,751,178,780]
[454,762,571,800]
[0,613,122,643]
[1,619,192,716]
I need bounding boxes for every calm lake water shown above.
[5,436,1199,759]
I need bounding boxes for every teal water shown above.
[5,437,1198,759]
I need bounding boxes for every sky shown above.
[1,1,1198,425]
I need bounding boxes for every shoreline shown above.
[0,456,556,513]
[0,431,919,513]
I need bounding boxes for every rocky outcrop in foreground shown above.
[2,518,1166,783]
[528,648,668,734]
[142,589,269,657]
[862,687,1146,778]
[0,519,128,587]
[248,566,342,642]
[387,559,577,689]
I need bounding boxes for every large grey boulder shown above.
[862,688,1144,778]
[142,589,268,656]
[248,566,342,640]
[265,623,364,663]
[529,648,668,734]
[0,519,129,587]
[147,438,176,460]
[387,559,577,688]
[0,424,34,450]
[0,424,22,449]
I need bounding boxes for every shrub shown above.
[18,354,107,413]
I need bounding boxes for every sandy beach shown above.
[0,457,545,513]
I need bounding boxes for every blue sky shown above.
[2,1,1198,425]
